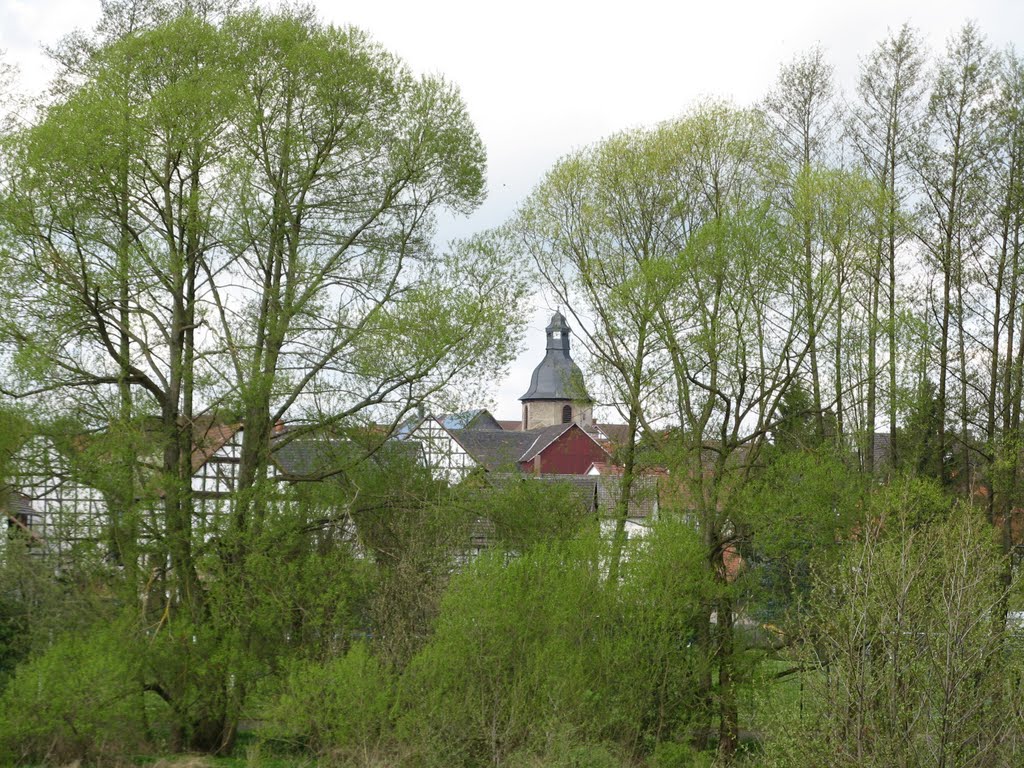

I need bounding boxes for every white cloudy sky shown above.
[2,0,1022,420]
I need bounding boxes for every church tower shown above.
[519,312,594,430]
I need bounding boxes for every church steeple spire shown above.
[545,311,571,354]
[520,311,593,430]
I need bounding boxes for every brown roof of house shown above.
[190,419,242,471]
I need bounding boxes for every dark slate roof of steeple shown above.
[520,311,592,402]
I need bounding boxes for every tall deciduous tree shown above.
[522,102,807,759]
[0,9,235,615]
[516,123,680,581]
[985,51,1024,528]
[764,47,838,440]
[850,24,926,468]
[213,6,520,532]
[0,3,522,752]
[650,104,807,759]
[913,23,995,487]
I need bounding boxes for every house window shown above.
[562,404,572,424]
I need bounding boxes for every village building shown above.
[398,312,659,534]
[3,312,659,555]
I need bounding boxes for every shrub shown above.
[0,620,151,764]
[398,522,712,767]
[650,740,715,768]
[261,641,394,761]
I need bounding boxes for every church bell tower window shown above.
[562,404,572,424]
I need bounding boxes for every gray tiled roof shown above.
[449,429,538,472]
[272,437,419,479]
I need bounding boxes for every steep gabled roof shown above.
[190,419,242,471]
[448,429,538,472]
[520,422,609,464]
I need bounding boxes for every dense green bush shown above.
[762,500,1024,767]
[0,620,156,765]
[649,740,716,768]
[505,734,625,768]
[260,641,394,762]
[397,520,711,767]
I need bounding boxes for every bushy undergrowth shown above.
[394,521,711,767]
[260,641,394,761]
[0,619,159,765]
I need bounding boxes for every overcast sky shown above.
[2,0,1022,420]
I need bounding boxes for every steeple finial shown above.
[545,310,570,354]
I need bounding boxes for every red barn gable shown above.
[518,423,609,475]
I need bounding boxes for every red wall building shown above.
[519,423,608,475]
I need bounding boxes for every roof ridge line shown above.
[519,422,574,462]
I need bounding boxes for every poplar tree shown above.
[849,24,926,468]
[764,47,838,440]
[913,23,995,486]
